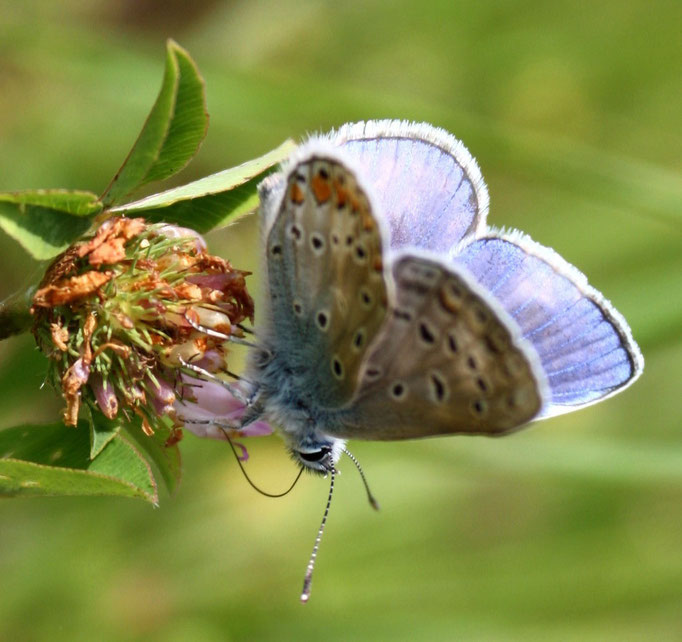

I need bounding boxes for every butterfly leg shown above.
[179,356,251,405]
[183,311,260,349]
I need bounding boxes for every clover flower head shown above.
[31,216,255,439]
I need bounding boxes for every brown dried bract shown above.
[174,282,203,301]
[32,270,113,308]
[61,360,89,426]
[88,237,127,266]
[50,322,69,352]
[77,217,146,265]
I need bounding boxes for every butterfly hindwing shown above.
[455,230,644,416]
[329,254,547,440]
[265,152,389,408]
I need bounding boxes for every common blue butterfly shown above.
[183,120,643,600]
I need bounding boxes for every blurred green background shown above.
[1,1,680,640]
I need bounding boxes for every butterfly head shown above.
[287,435,345,475]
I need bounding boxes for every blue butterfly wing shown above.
[454,231,644,417]
[329,120,489,252]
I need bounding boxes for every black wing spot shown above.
[360,289,373,307]
[471,399,487,416]
[418,321,436,345]
[365,367,382,381]
[288,224,303,241]
[310,233,325,252]
[271,244,282,256]
[393,308,412,322]
[430,372,447,402]
[353,329,365,349]
[467,355,477,370]
[476,377,489,392]
[332,357,344,379]
[447,333,458,353]
[390,382,407,400]
[316,311,329,330]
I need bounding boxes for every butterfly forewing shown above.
[330,120,489,253]
[331,255,546,439]
[266,155,389,408]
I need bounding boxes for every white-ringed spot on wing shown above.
[315,309,330,331]
[286,222,304,244]
[389,381,408,401]
[417,319,438,347]
[331,355,344,380]
[475,376,490,393]
[445,332,459,354]
[359,287,374,309]
[310,232,326,255]
[352,327,366,352]
[270,243,283,257]
[470,398,488,418]
[428,370,448,403]
[353,243,368,265]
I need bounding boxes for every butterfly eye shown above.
[297,446,331,463]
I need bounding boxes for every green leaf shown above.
[0,190,102,260]
[0,190,104,216]
[87,407,121,459]
[101,40,208,206]
[124,419,182,496]
[108,138,296,232]
[0,423,157,503]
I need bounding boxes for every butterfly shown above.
[181,120,643,600]
[245,120,643,464]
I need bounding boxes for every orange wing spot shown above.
[333,180,348,208]
[290,182,305,204]
[311,174,332,204]
[438,285,462,315]
[362,213,375,231]
[349,193,361,213]
[373,256,383,272]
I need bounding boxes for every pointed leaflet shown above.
[101,40,208,206]
[0,190,101,259]
[109,138,296,232]
[124,419,182,496]
[0,422,157,503]
[88,407,121,460]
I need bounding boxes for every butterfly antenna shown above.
[301,467,336,604]
[219,426,304,498]
[343,447,380,511]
